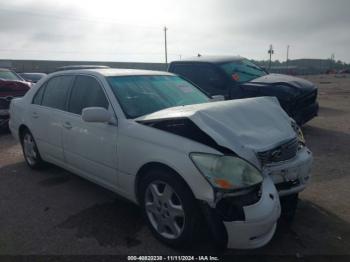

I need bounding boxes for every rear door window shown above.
[32,84,47,105]
[171,64,199,83]
[68,75,109,115]
[41,76,74,110]
[193,64,227,96]
[171,63,227,96]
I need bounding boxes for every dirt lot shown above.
[0,74,350,258]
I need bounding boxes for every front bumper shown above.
[201,177,280,249]
[224,177,280,249]
[293,101,319,125]
[263,147,313,197]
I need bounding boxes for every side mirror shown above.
[210,95,225,102]
[82,107,111,123]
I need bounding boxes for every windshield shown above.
[0,70,22,81]
[108,75,210,118]
[220,59,267,83]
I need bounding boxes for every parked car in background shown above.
[169,56,319,125]
[0,68,31,131]
[9,69,312,249]
[339,68,350,74]
[19,72,47,83]
[56,65,110,71]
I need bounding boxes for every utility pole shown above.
[286,45,290,71]
[164,26,168,65]
[268,44,274,70]
[331,53,335,67]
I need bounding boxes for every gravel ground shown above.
[0,74,349,259]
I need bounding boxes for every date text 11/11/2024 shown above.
[127,255,220,261]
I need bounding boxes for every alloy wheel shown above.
[145,181,185,239]
[23,133,38,166]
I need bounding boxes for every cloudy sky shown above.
[0,0,349,63]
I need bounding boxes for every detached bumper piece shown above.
[200,177,280,249]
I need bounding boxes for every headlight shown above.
[190,153,263,190]
[291,120,305,144]
[297,127,305,144]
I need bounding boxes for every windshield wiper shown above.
[245,64,265,72]
[234,69,261,78]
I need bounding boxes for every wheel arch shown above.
[134,162,194,205]
[18,124,30,143]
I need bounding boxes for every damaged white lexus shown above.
[9,69,313,249]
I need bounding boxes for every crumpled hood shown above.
[136,97,296,167]
[250,73,316,94]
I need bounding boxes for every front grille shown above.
[257,137,298,166]
[276,179,300,191]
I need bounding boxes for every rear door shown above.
[29,75,74,164]
[62,75,118,188]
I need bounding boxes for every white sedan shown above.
[9,68,311,249]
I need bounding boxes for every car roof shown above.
[20,72,47,75]
[56,65,111,71]
[0,68,11,72]
[51,68,174,77]
[170,55,244,64]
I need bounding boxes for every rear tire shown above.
[21,129,45,169]
[280,193,299,223]
[0,123,10,134]
[139,168,200,248]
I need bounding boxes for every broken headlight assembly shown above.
[190,153,263,190]
[291,120,305,146]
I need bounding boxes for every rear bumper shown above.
[200,177,280,249]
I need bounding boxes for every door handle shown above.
[32,112,39,119]
[63,121,72,130]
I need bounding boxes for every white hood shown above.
[136,97,296,167]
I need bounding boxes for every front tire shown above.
[139,168,200,248]
[21,129,45,169]
[280,193,299,223]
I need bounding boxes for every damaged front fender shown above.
[199,176,280,249]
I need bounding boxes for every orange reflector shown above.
[214,178,233,189]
